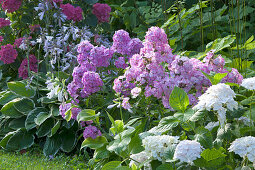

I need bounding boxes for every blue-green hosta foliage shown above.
[0,80,79,156]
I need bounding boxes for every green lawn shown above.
[0,149,87,170]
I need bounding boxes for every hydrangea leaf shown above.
[101,161,121,170]
[81,136,108,150]
[194,127,213,149]
[169,86,189,113]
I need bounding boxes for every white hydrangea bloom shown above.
[142,135,179,161]
[241,77,255,90]
[228,136,255,163]
[236,116,253,126]
[129,151,151,170]
[205,121,219,131]
[193,83,238,128]
[173,140,203,164]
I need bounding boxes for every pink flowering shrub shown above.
[60,3,83,22]
[18,55,38,79]
[113,27,243,109]
[92,3,111,23]
[1,0,22,13]
[0,44,17,64]
[14,37,24,48]
[0,18,10,28]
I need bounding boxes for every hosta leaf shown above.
[25,108,48,130]
[9,117,26,130]
[0,131,16,148]
[0,98,24,118]
[7,81,36,98]
[35,112,51,126]
[6,130,34,151]
[13,98,35,115]
[43,134,61,156]
[36,118,55,138]
[60,130,77,153]
[0,91,17,105]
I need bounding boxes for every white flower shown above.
[236,116,253,126]
[142,135,179,161]
[129,151,151,170]
[228,136,255,163]
[193,83,238,128]
[173,140,203,164]
[205,121,219,131]
[131,87,141,98]
[241,77,255,90]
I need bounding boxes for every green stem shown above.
[199,0,204,51]
[177,2,183,51]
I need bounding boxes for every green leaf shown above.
[81,136,108,150]
[9,117,26,130]
[49,121,61,137]
[174,109,195,122]
[6,131,34,151]
[43,134,61,156]
[64,107,72,122]
[102,161,121,170]
[199,148,226,167]
[213,73,228,84]
[93,146,110,160]
[85,14,98,27]
[0,98,24,118]
[36,118,55,138]
[25,108,48,130]
[194,127,213,149]
[241,96,255,105]
[189,110,206,122]
[0,131,16,148]
[84,0,98,5]
[35,112,51,126]
[169,86,189,112]
[115,167,131,170]
[149,116,179,134]
[0,91,17,105]
[60,130,77,153]
[110,120,124,136]
[77,109,100,123]
[7,81,36,98]
[13,98,35,115]
[156,164,174,170]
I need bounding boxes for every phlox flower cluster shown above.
[142,135,179,161]
[0,44,17,64]
[129,151,151,170]
[14,37,24,48]
[113,26,243,109]
[59,102,81,120]
[228,136,255,163]
[111,30,143,59]
[241,77,255,90]
[92,3,111,23]
[1,0,22,13]
[18,55,38,79]
[173,140,203,164]
[68,40,112,102]
[0,36,3,43]
[60,3,83,22]
[83,125,102,139]
[193,83,238,128]
[0,18,10,28]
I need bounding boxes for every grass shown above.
[0,148,88,170]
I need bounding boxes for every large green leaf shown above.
[93,146,110,160]
[149,116,179,134]
[77,109,100,122]
[0,91,17,105]
[60,130,77,152]
[25,108,48,130]
[0,98,24,118]
[9,117,26,130]
[156,164,174,170]
[13,98,35,115]
[0,131,16,148]
[194,127,213,149]
[36,118,55,138]
[7,81,36,98]
[6,130,34,151]
[174,109,195,122]
[169,86,189,112]
[43,134,61,156]
[35,112,51,125]
[81,136,108,150]
[102,161,121,170]
[49,121,61,137]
